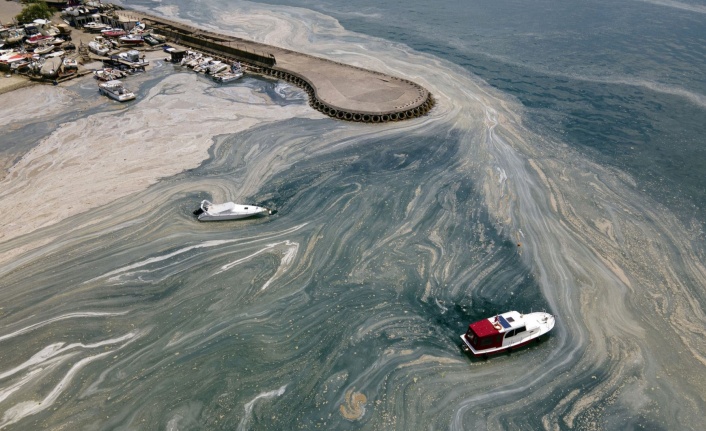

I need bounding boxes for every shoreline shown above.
[0,1,432,263]
[2,2,433,121]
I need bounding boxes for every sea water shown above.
[0,0,705,429]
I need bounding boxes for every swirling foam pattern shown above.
[1,1,705,430]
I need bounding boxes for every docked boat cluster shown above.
[174,50,244,83]
[0,20,77,81]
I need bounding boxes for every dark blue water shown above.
[255,0,706,227]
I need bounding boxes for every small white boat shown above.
[88,40,110,56]
[33,42,54,55]
[83,22,109,33]
[193,200,276,221]
[212,70,243,83]
[98,80,136,102]
[460,311,555,358]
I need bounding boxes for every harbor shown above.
[1,2,433,122]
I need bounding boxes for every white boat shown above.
[33,42,54,55]
[212,70,243,83]
[192,57,213,73]
[63,57,78,70]
[45,50,65,58]
[33,19,59,37]
[83,21,109,33]
[206,61,228,75]
[98,80,136,102]
[88,40,110,56]
[460,311,555,358]
[193,200,276,221]
[117,49,149,67]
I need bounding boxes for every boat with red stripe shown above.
[460,311,555,358]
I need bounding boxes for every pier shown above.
[133,12,434,123]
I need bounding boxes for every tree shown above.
[15,1,53,24]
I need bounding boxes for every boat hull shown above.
[197,211,269,221]
[461,333,541,357]
[195,200,274,221]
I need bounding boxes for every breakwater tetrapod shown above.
[134,12,435,123]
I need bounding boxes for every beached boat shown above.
[206,62,228,75]
[460,311,555,358]
[143,34,161,46]
[63,57,78,70]
[0,50,27,66]
[33,42,54,55]
[32,19,59,37]
[0,29,25,45]
[88,39,110,56]
[116,49,149,67]
[45,50,65,58]
[98,80,136,102]
[101,28,127,38]
[192,57,214,73]
[193,200,276,221]
[40,56,63,79]
[83,22,109,33]
[118,34,144,45]
[25,34,53,45]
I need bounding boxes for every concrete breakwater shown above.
[136,12,434,123]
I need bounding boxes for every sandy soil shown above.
[0,0,23,25]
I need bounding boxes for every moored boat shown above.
[212,70,243,83]
[460,311,555,358]
[98,80,136,102]
[206,61,228,75]
[118,34,144,45]
[193,200,276,221]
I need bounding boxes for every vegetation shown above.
[15,1,53,24]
